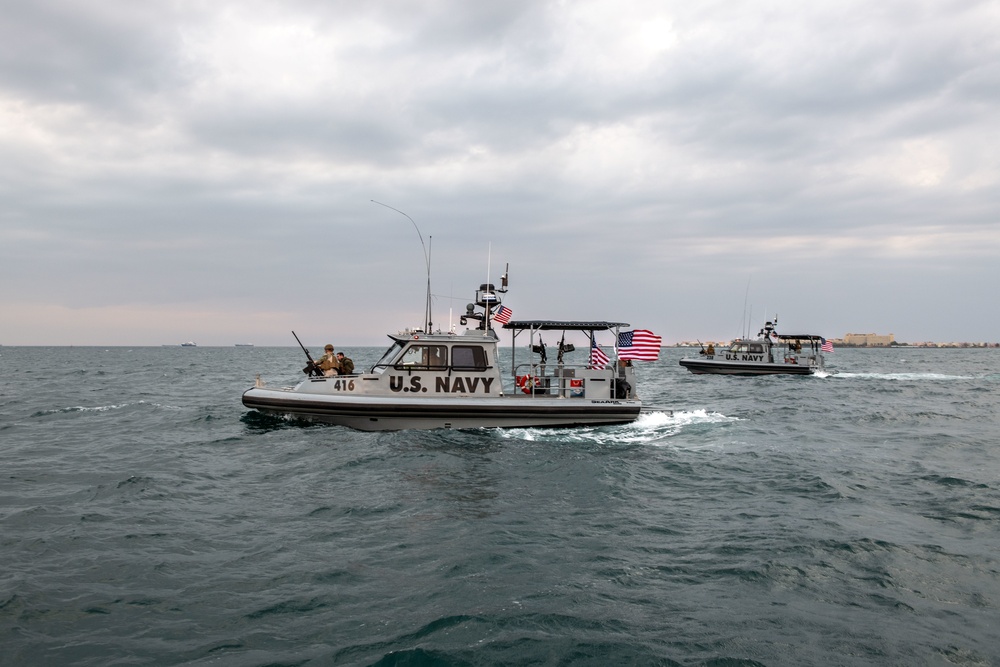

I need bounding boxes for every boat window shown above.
[451,345,488,371]
[729,343,748,353]
[397,344,448,370]
[370,341,405,374]
[749,344,764,354]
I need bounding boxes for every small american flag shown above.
[589,339,609,369]
[492,305,512,325]
[618,329,662,361]
[821,338,833,353]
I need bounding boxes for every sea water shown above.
[1,345,998,666]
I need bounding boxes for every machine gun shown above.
[531,336,547,364]
[292,330,322,376]
[556,331,575,364]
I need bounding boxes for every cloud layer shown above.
[2,0,998,345]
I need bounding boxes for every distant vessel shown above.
[679,317,827,375]
[242,277,643,431]
[235,344,254,347]
[181,342,197,347]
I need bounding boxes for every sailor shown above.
[336,351,355,375]
[706,343,714,355]
[316,344,341,376]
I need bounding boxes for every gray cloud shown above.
[1,0,998,345]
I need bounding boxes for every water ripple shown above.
[1,346,998,666]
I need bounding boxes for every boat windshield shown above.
[370,341,405,374]
[452,345,489,371]
[397,344,448,370]
[729,342,766,354]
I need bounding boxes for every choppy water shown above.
[2,345,999,666]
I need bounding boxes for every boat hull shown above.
[679,358,817,375]
[242,386,641,431]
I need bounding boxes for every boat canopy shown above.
[776,334,825,342]
[503,320,630,332]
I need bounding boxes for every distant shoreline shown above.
[672,342,999,349]
[3,342,998,349]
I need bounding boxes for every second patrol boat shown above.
[678,317,828,375]
[242,276,642,431]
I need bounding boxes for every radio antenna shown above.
[741,276,751,339]
[372,200,432,333]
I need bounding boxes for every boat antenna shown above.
[428,235,433,332]
[448,282,454,333]
[486,243,492,330]
[371,200,432,333]
[741,277,751,338]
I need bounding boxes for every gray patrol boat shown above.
[678,318,827,375]
[242,279,641,431]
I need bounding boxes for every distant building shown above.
[842,332,895,347]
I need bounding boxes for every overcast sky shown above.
[2,0,998,347]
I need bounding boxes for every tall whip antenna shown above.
[372,200,432,333]
[485,243,492,330]
[741,276,752,339]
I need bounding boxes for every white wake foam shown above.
[834,372,976,381]
[496,409,737,445]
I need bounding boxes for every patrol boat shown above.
[241,280,641,431]
[678,318,827,375]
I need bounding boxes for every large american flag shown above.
[492,305,512,325]
[617,329,662,361]
[821,338,834,353]
[589,338,609,369]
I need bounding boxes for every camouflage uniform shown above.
[316,349,341,375]
[337,353,355,375]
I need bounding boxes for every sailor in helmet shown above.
[316,344,341,376]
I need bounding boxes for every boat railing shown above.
[778,339,824,367]
[511,362,629,399]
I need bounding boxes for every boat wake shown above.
[635,409,739,445]
[834,372,977,381]
[496,409,737,445]
[31,401,162,418]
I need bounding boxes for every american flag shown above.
[618,329,662,361]
[821,338,833,353]
[589,339,609,369]
[492,305,512,325]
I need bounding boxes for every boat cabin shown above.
[362,329,503,397]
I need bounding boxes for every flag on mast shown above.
[589,339,609,369]
[617,329,662,360]
[492,305,512,325]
